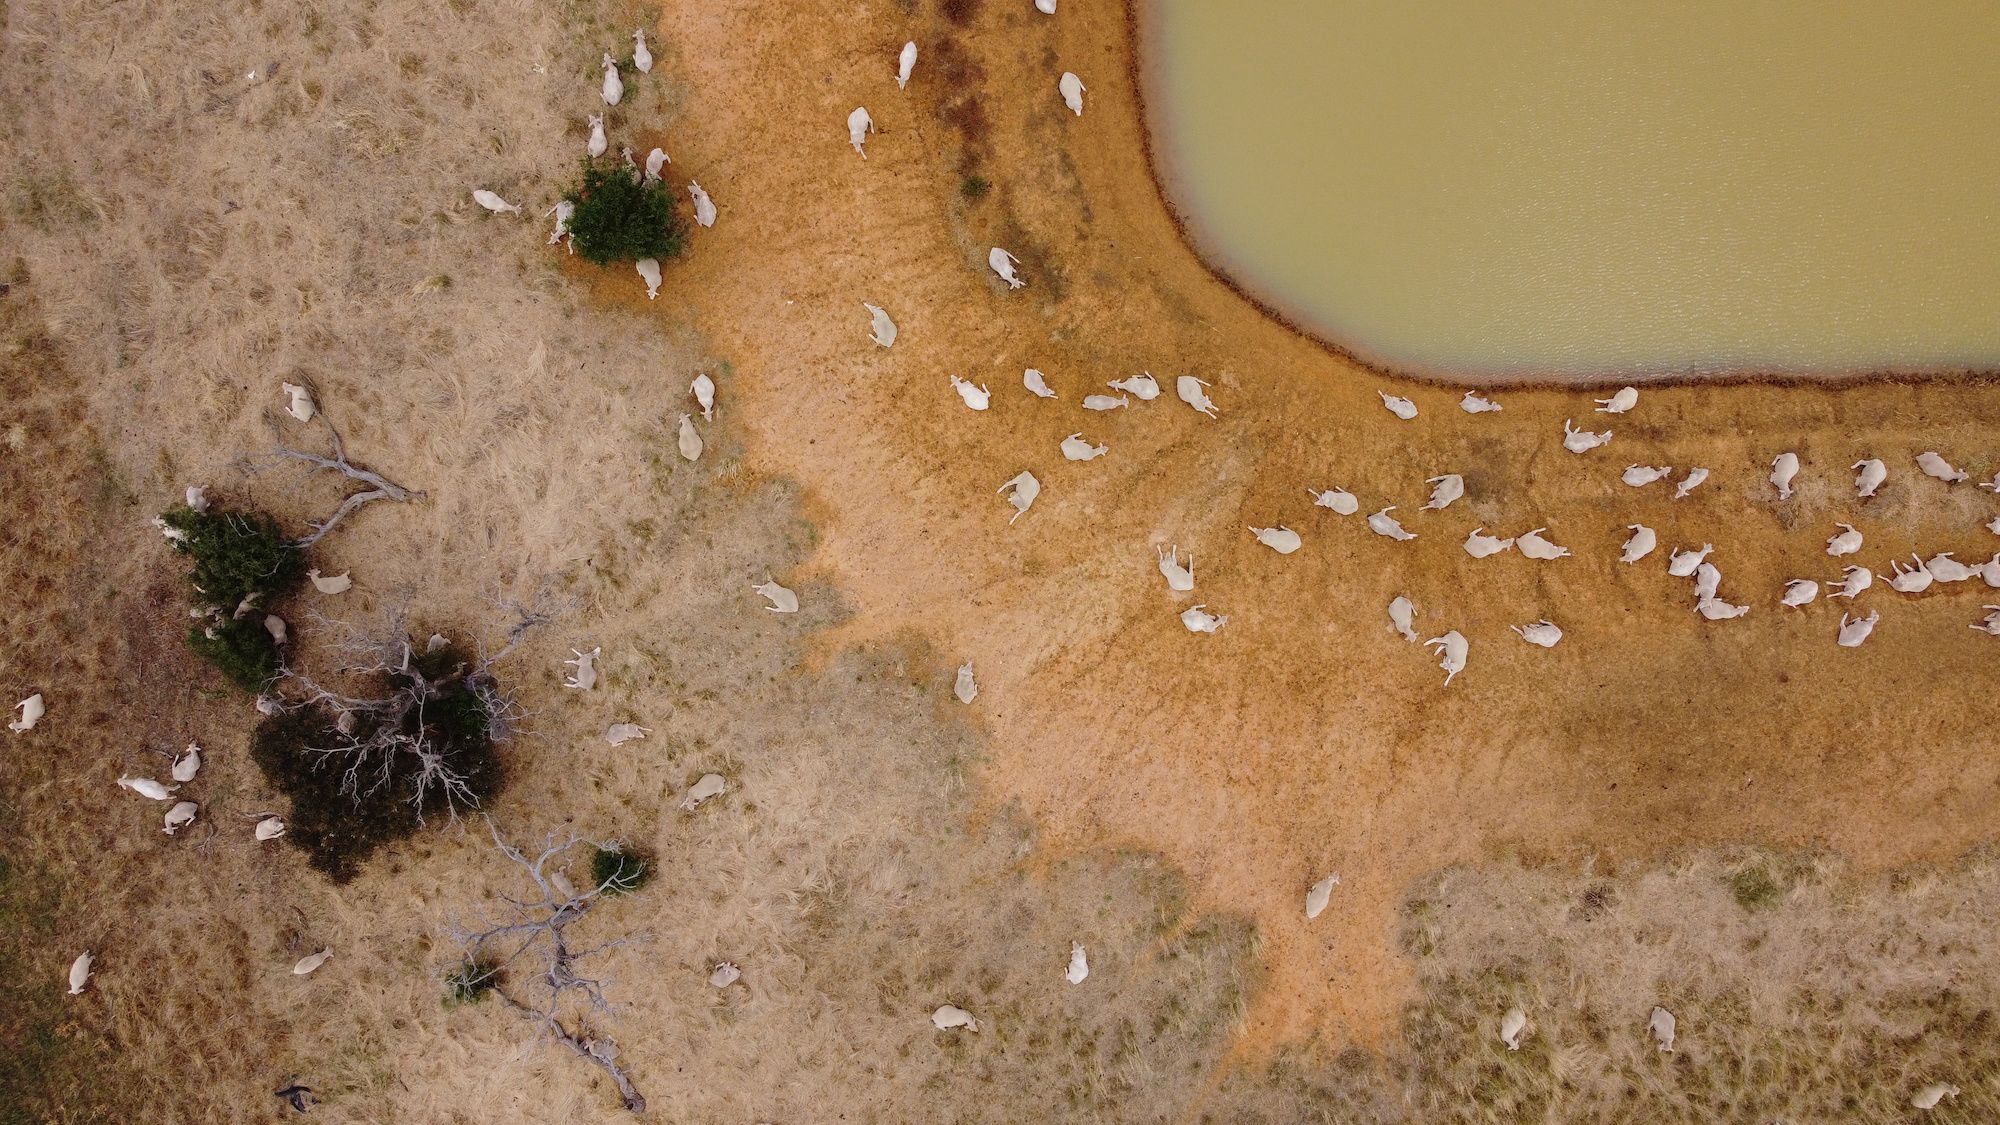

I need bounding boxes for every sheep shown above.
[1697,597,1749,620]
[1037,0,1057,11]
[1837,610,1879,648]
[1827,566,1872,600]
[1889,556,1933,593]
[1594,386,1638,414]
[1065,943,1089,984]
[932,1005,980,1032]
[620,145,638,177]
[171,742,201,783]
[1500,1007,1528,1050]
[1990,515,2000,536]
[1107,372,1159,400]
[1916,451,1967,483]
[897,41,917,89]
[1307,487,1359,515]
[1378,391,1418,420]
[1421,474,1464,511]
[1176,375,1219,418]
[605,723,649,746]
[688,181,716,227]
[1425,631,1468,685]
[988,247,1025,289]
[255,695,284,717]
[1562,419,1611,453]
[67,952,93,996]
[1157,545,1195,591]
[1059,71,1086,115]
[635,258,661,300]
[292,949,333,976]
[255,816,287,841]
[710,962,742,988]
[1781,579,1819,607]
[1024,369,1057,398]
[1693,562,1722,602]
[1387,596,1418,642]
[1666,544,1712,577]
[1460,391,1502,413]
[1927,552,1978,584]
[1853,458,1886,497]
[632,29,652,73]
[1622,465,1673,487]
[1180,604,1227,634]
[950,375,991,410]
[1648,1006,1677,1052]
[681,773,727,811]
[545,200,576,249]
[1305,873,1341,920]
[1911,1083,1961,1111]
[471,190,521,216]
[162,801,199,835]
[1060,433,1107,461]
[846,106,874,157]
[9,693,44,733]
[864,303,897,347]
[675,413,704,462]
[1620,525,1657,564]
[1082,394,1129,411]
[1973,606,2000,636]
[998,471,1040,523]
[1769,452,1800,500]
[1367,507,1417,541]
[587,114,607,158]
[1516,528,1570,560]
[185,485,209,512]
[280,382,316,422]
[1464,528,1514,558]
[1512,620,1562,648]
[692,373,716,421]
[1673,467,1709,499]
[563,647,601,691]
[1983,554,2000,587]
[1825,523,1863,557]
[601,53,622,105]
[644,147,668,181]
[1249,525,1302,554]
[308,568,352,594]
[117,775,178,800]
[954,662,978,704]
[751,579,799,613]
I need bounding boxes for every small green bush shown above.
[187,616,282,692]
[445,957,501,1005]
[562,159,683,267]
[1728,866,1785,912]
[589,846,652,896]
[960,174,990,201]
[159,505,305,609]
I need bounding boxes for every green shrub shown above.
[159,505,304,608]
[1728,866,1785,911]
[960,174,990,201]
[445,957,501,1005]
[562,159,683,267]
[187,616,282,692]
[589,845,652,896]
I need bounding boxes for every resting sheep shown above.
[1065,943,1089,984]
[1511,620,1562,648]
[1673,467,1709,499]
[9,693,44,733]
[847,106,874,157]
[67,952,93,996]
[1622,465,1672,487]
[601,54,622,106]
[1781,579,1819,607]
[1378,392,1418,420]
[1060,433,1107,461]
[1460,392,1502,413]
[1425,631,1468,685]
[897,41,917,89]
[1248,525,1301,554]
[1769,452,1800,500]
[162,801,199,835]
[1307,487,1358,515]
[1515,528,1569,560]
[932,1005,980,1032]
[1594,386,1638,413]
[691,373,715,420]
[636,258,661,300]
[1826,566,1872,600]
[949,375,991,410]
[1825,523,1863,557]
[471,190,520,216]
[1837,610,1879,648]
[988,247,1025,289]
[1500,1007,1529,1050]
[681,773,727,811]
[308,568,352,594]
[1387,596,1417,643]
[1464,528,1513,558]
[605,723,649,746]
[587,114,607,158]
[1888,557,1933,594]
[632,29,652,73]
[1421,474,1463,511]
[280,382,316,423]
[1156,545,1195,592]
[677,414,703,461]
[1305,873,1340,920]
[1853,458,1886,497]
[1562,420,1611,453]
[293,949,333,976]
[1367,507,1416,541]
[998,471,1040,524]
[688,182,716,227]
[1081,394,1128,411]
[953,663,978,704]
[1023,368,1056,398]
[1059,71,1086,115]
[1180,604,1227,634]
[1666,544,1711,577]
[1176,375,1218,417]
[1916,451,1966,483]
[863,303,897,347]
[1107,372,1159,400]
[1619,525,1657,564]
[751,579,799,613]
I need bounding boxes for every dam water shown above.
[1143,1,2000,380]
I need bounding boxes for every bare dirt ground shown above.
[4,0,2000,1120]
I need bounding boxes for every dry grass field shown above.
[3,0,1999,1121]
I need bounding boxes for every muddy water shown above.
[1143,1,2000,380]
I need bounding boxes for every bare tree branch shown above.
[270,416,422,547]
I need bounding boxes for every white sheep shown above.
[932,1005,980,1032]
[998,471,1040,524]
[1853,458,1886,498]
[644,147,669,181]
[9,693,44,733]
[162,801,199,835]
[1983,555,2000,587]
[1367,507,1416,541]
[171,742,201,783]
[1973,606,2000,636]
[1990,515,2000,536]
[1065,943,1089,984]
[688,181,716,227]
[471,190,521,216]
[1924,552,1976,583]
[1378,392,1418,420]
[681,773,727,811]
[1036,0,1057,11]
[1781,579,1819,607]
[1387,596,1417,643]
[1620,525,1657,564]
[1023,368,1056,398]
[308,568,352,594]
[1825,523,1863,557]
[563,647,601,691]
[1176,375,1219,418]
[1673,467,1709,499]
[1305,873,1340,920]
[988,247,1025,289]
[636,257,661,300]
[255,816,287,841]
[1425,631,1468,685]
[691,373,716,421]
[1107,372,1159,400]
[864,302,897,347]
[67,952,93,996]
[632,29,652,73]
[1180,604,1227,634]
[280,382,316,422]
[1081,394,1128,411]
[546,200,575,249]
[1888,556,1933,593]
[293,949,333,976]
[1058,71,1086,115]
[950,375,991,410]
[1693,562,1722,602]
[1769,452,1800,500]
[897,41,917,89]
[1511,620,1562,648]
[1460,391,1502,413]
[1306,487,1358,515]
[1516,528,1570,560]
[1695,599,1746,624]
[1157,545,1195,591]
[847,106,875,157]
[185,485,209,512]
[1916,451,1967,483]
[1648,1006,1677,1052]
[710,962,742,988]
[1594,386,1638,414]
[1836,610,1879,648]
[1562,420,1611,453]
[1500,1007,1529,1050]
[953,662,978,704]
[1060,433,1106,461]
[1622,464,1672,487]
[1911,1083,1961,1111]
[1249,525,1302,554]
[1464,528,1514,558]
[605,723,649,746]
[1421,474,1464,511]
[601,53,623,105]
[1666,544,1712,577]
[751,579,799,613]
[677,414,703,462]
[587,114,607,158]
[117,775,178,800]
[1826,565,1872,600]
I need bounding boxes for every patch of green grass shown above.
[1728,866,1785,912]
[445,957,501,1005]
[960,174,990,201]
